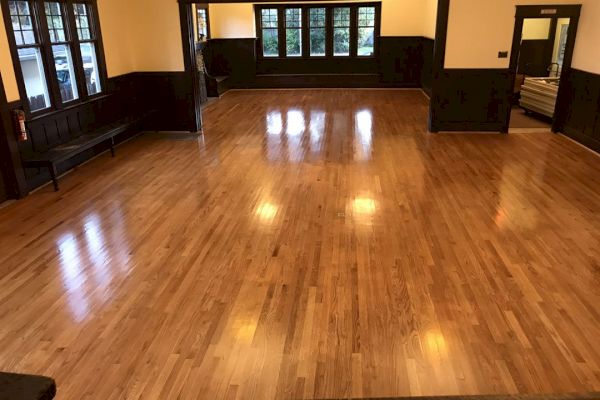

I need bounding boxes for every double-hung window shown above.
[2,0,107,115]
[260,8,279,58]
[332,7,351,56]
[73,3,101,96]
[309,8,326,57]
[256,3,380,60]
[9,1,50,111]
[285,8,302,57]
[196,5,209,41]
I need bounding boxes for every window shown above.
[196,6,209,41]
[256,3,380,59]
[46,2,78,102]
[333,7,350,56]
[2,0,107,115]
[309,8,326,56]
[73,3,100,95]
[260,8,279,57]
[285,8,301,57]
[9,1,50,111]
[357,7,376,56]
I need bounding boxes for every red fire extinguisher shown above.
[13,109,27,142]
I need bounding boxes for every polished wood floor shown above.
[0,90,599,400]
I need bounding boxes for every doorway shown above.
[506,5,581,132]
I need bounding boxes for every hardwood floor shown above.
[0,89,599,399]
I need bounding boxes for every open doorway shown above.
[507,5,581,132]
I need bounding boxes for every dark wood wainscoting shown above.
[380,36,425,87]
[204,36,433,89]
[421,38,434,96]
[0,166,6,203]
[0,71,197,194]
[204,38,257,85]
[132,72,196,132]
[430,69,512,132]
[557,68,600,153]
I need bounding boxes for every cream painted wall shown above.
[209,1,436,39]
[97,0,135,77]
[522,18,551,40]
[571,1,600,74]
[422,0,438,39]
[210,4,256,38]
[445,0,600,75]
[127,0,184,72]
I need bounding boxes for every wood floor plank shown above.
[0,89,599,399]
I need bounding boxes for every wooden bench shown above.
[21,115,146,191]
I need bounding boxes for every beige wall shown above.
[97,0,135,77]
[209,1,437,39]
[522,18,551,40]
[422,0,438,39]
[445,0,600,74]
[571,1,600,74]
[210,4,256,38]
[128,0,184,72]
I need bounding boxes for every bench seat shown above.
[21,114,147,191]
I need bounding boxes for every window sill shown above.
[28,94,111,122]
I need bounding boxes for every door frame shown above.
[178,0,203,132]
[505,4,581,133]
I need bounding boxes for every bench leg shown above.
[49,164,59,191]
[110,137,115,157]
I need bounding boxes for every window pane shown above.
[262,29,279,57]
[333,7,350,27]
[358,27,374,56]
[74,3,92,40]
[333,8,350,56]
[17,47,50,111]
[8,1,38,45]
[285,8,301,57]
[80,42,101,95]
[310,28,325,56]
[309,8,326,56]
[52,44,78,103]
[358,7,375,27]
[197,8,207,39]
[333,28,349,56]
[261,8,278,28]
[286,28,301,56]
[45,2,67,44]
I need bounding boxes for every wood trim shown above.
[506,4,582,133]
[0,75,28,198]
[254,2,381,61]
[179,2,203,132]
[428,0,449,132]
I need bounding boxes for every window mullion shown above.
[301,7,309,58]
[278,7,285,58]
[65,0,88,100]
[326,7,333,58]
[350,5,358,57]
[34,0,62,109]
[87,1,107,92]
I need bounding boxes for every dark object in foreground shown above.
[0,372,56,400]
